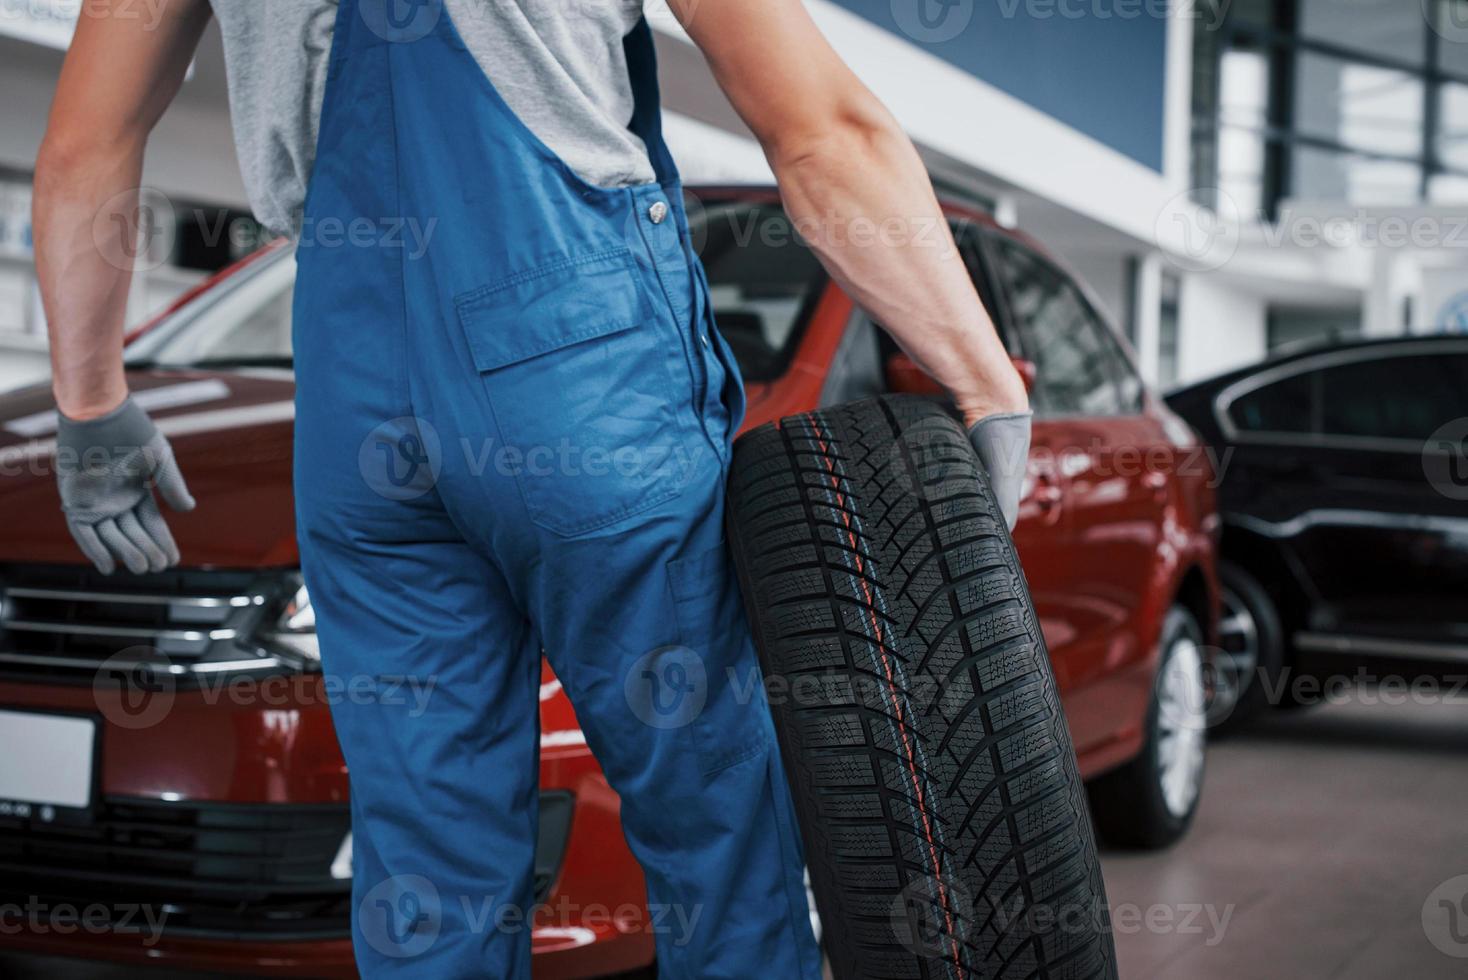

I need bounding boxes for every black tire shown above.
[727,395,1116,980]
[1087,606,1207,850]
[1213,560,1289,730]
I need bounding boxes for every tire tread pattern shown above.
[728,396,1116,980]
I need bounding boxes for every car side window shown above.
[1229,372,1317,435]
[951,222,1016,352]
[1318,353,1468,441]
[992,239,1125,417]
[1099,332,1145,414]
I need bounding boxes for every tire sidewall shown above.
[1217,559,1287,725]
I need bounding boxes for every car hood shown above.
[0,370,299,569]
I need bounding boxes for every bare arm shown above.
[33,0,211,419]
[672,0,1028,426]
[35,0,208,575]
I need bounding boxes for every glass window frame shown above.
[1192,0,1468,215]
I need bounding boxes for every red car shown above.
[0,187,1218,977]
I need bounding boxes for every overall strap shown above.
[623,17,680,186]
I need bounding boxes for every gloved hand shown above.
[967,411,1033,532]
[55,397,196,574]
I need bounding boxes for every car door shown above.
[1220,343,1468,653]
[941,229,1084,694]
[984,236,1169,752]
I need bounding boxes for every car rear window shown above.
[128,199,830,384]
[693,199,827,383]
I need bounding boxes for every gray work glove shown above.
[55,397,196,575]
[967,411,1033,532]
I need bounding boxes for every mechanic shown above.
[33,0,1031,975]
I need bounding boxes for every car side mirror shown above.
[884,352,945,396]
[1011,357,1037,395]
[884,352,1038,397]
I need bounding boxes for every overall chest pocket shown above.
[455,248,692,537]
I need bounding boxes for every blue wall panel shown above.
[832,0,1168,171]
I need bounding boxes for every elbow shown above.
[766,93,908,181]
[34,132,90,205]
[34,125,139,203]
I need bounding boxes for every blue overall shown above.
[289,2,822,976]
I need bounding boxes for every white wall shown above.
[0,33,246,207]
[662,114,771,185]
[0,346,50,393]
[0,26,241,393]
[1176,274,1269,384]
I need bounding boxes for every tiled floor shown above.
[4,693,1464,979]
[1102,693,1468,979]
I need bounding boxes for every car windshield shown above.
[125,197,827,381]
[124,250,297,369]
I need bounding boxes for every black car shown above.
[1166,336,1468,724]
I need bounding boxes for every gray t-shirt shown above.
[208,0,657,236]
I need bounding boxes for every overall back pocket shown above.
[455,248,693,537]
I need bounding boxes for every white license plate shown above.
[0,709,96,811]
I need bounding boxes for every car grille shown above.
[0,564,299,681]
[0,798,353,939]
[0,793,575,941]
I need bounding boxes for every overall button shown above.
[648,201,668,224]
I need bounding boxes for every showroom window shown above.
[0,169,38,337]
[0,164,265,341]
[1266,306,1362,351]
[1193,0,1468,214]
[1158,271,1181,387]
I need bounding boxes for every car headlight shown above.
[262,576,320,663]
[331,831,353,880]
